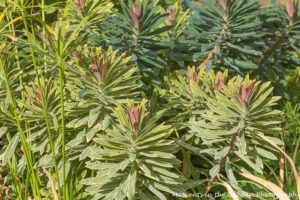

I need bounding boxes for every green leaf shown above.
[226,58,258,69]
[255,147,278,160]
[146,26,173,36]
[143,181,167,200]
[75,116,90,128]
[139,55,168,69]
[235,151,263,174]
[88,112,99,128]
[86,126,98,143]
[225,158,238,185]
[2,135,19,163]
[209,165,220,177]
[215,147,230,160]
[0,126,8,138]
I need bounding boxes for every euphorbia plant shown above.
[182,0,264,73]
[164,67,229,133]
[93,0,174,86]
[174,69,284,196]
[65,46,140,155]
[0,0,299,199]
[80,99,184,199]
[18,79,62,158]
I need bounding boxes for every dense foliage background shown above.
[0,0,299,199]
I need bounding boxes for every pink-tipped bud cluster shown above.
[39,31,49,44]
[130,0,141,30]
[218,0,231,11]
[166,9,176,25]
[287,0,295,18]
[75,0,85,12]
[238,81,255,109]
[127,106,139,132]
[214,77,223,91]
[188,70,196,82]
[91,53,107,83]
[72,51,85,63]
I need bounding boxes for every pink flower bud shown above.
[214,77,223,91]
[91,53,107,83]
[188,70,195,82]
[72,53,80,61]
[23,86,45,106]
[238,81,255,109]
[219,0,226,10]
[166,9,175,25]
[39,30,49,44]
[127,107,139,131]
[287,0,294,18]
[134,0,140,18]
[35,88,42,103]
[75,0,85,11]
[130,0,141,29]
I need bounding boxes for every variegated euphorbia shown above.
[81,99,184,199]
[184,71,283,196]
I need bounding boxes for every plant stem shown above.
[279,129,285,189]
[293,137,300,163]
[6,13,25,97]
[59,59,66,200]
[41,0,47,78]
[204,128,243,196]
[19,1,62,198]
[0,57,41,199]
[24,168,31,199]
[58,2,72,198]
[198,19,228,69]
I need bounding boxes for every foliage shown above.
[80,100,184,199]
[65,46,140,156]
[0,0,299,200]
[93,0,174,87]
[183,0,264,73]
